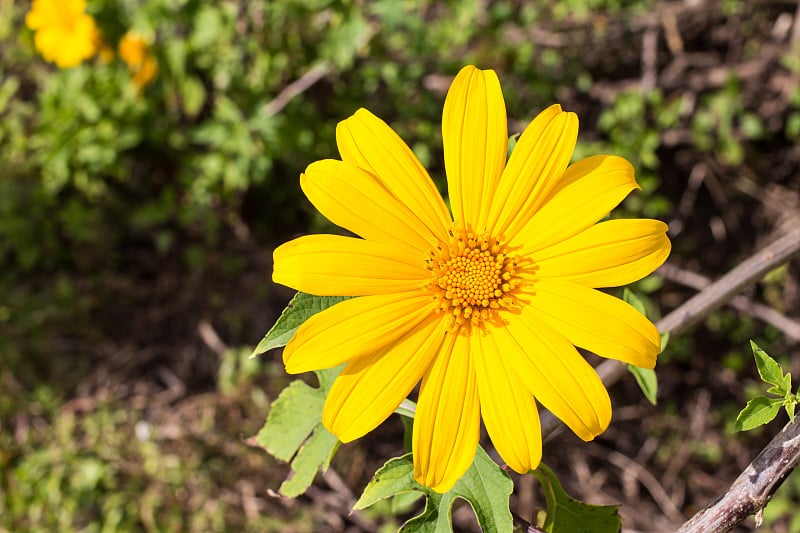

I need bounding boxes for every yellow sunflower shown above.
[273,65,670,493]
[25,0,99,69]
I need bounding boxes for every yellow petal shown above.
[502,311,611,441]
[413,334,480,493]
[486,104,578,239]
[25,9,47,30]
[473,332,541,473]
[535,219,671,287]
[336,108,451,239]
[273,234,428,296]
[283,293,434,374]
[301,159,435,254]
[26,0,85,29]
[442,66,507,230]
[322,315,446,442]
[530,280,661,368]
[512,155,640,254]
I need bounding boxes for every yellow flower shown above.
[118,31,158,89]
[25,0,98,68]
[273,66,671,493]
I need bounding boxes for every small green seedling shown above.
[734,341,799,432]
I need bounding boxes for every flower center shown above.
[425,227,522,333]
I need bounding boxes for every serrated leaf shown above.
[255,379,325,461]
[535,463,621,533]
[734,395,783,432]
[627,364,658,405]
[279,426,339,497]
[251,292,350,356]
[355,447,513,533]
[254,366,342,496]
[354,455,418,510]
[750,340,784,389]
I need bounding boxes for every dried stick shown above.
[675,418,800,532]
[259,26,375,119]
[260,62,334,119]
[658,263,800,342]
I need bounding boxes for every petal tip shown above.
[414,470,459,494]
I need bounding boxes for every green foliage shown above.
[623,288,659,405]
[690,78,753,166]
[0,378,283,532]
[627,365,658,406]
[593,90,677,218]
[354,449,514,533]
[3,0,383,275]
[218,346,263,395]
[534,464,621,533]
[597,91,666,170]
[734,396,783,432]
[734,341,799,432]
[252,292,351,356]
[254,367,341,497]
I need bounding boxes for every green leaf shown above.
[251,292,350,356]
[279,426,339,497]
[253,366,342,496]
[180,76,206,119]
[621,289,658,405]
[734,395,783,432]
[622,287,646,315]
[627,364,658,405]
[355,447,513,533]
[354,455,418,511]
[534,464,621,533]
[660,332,670,352]
[751,340,784,389]
[315,365,342,393]
[255,380,324,462]
[786,398,796,424]
[392,488,424,514]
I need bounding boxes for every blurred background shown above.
[2,0,800,531]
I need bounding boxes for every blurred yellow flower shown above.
[25,0,99,68]
[118,31,158,89]
[273,65,671,493]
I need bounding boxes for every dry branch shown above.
[675,418,800,532]
[260,62,333,119]
[658,263,800,342]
